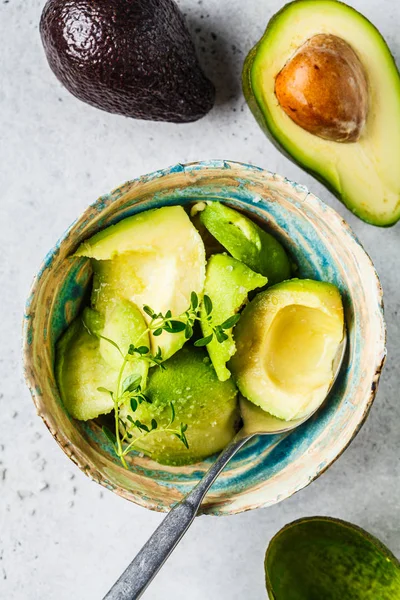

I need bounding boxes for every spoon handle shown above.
[103,435,251,600]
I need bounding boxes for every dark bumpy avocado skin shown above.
[40,0,215,122]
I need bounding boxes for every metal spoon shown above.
[104,333,347,600]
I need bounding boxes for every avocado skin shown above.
[40,0,215,122]
[265,517,400,599]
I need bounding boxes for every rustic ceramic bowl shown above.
[23,160,386,515]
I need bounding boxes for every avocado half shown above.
[243,0,400,226]
[265,516,400,599]
[230,279,344,421]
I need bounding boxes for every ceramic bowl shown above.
[23,160,386,515]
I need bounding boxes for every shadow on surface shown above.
[186,16,243,108]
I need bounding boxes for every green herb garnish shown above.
[144,292,240,348]
[99,339,189,469]
[143,290,200,339]
[127,344,166,370]
[194,295,241,347]
[97,291,240,467]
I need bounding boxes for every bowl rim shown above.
[22,159,387,515]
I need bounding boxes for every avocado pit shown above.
[275,34,369,142]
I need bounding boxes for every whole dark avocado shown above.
[40,0,215,122]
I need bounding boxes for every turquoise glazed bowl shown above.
[23,161,386,515]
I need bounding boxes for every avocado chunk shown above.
[76,206,206,361]
[75,205,203,261]
[190,210,225,259]
[230,279,344,421]
[200,202,291,284]
[56,319,116,420]
[57,301,149,420]
[120,347,240,465]
[82,306,104,338]
[85,301,149,373]
[200,254,267,382]
[40,0,215,123]
[265,517,400,600]
[243,0,400,226]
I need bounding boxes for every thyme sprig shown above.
[194,295,241,347]
[144,291,240,348]
[127,344,166,370]
[99,339,188,469]
[98,333,165,371]
[96,290,241,467]
[143,290,200,340]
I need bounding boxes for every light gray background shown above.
[1,0,399,598]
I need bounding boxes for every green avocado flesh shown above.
[84,301,149,372]
[56,300,149,420]
[243,0,400,226]
[265,517,400,600]
[75,205,203,261]
[56,202,345,466]
[200,202,291,284]
[201,254,267,382]
[77,206,206,361]
[120,347,239,465]
[230,279,344,421]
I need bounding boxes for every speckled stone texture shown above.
[0,0,399,598]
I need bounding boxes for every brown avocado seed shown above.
[275,34,369,142]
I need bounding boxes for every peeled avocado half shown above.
[243,0,400,226]
[230,279,344,421]
[200,254,267,382]
[120,347,239,466]
[75,206,206,361]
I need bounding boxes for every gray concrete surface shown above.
[1,0,399,598]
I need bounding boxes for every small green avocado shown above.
[243,0,400,226]
[57,300,148,420]
[265,517,400,600]
[230,279,344,421]
[40,0,215,123]
[200,202,291,284]
[200,254,267,382]
[120,346,240,466]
